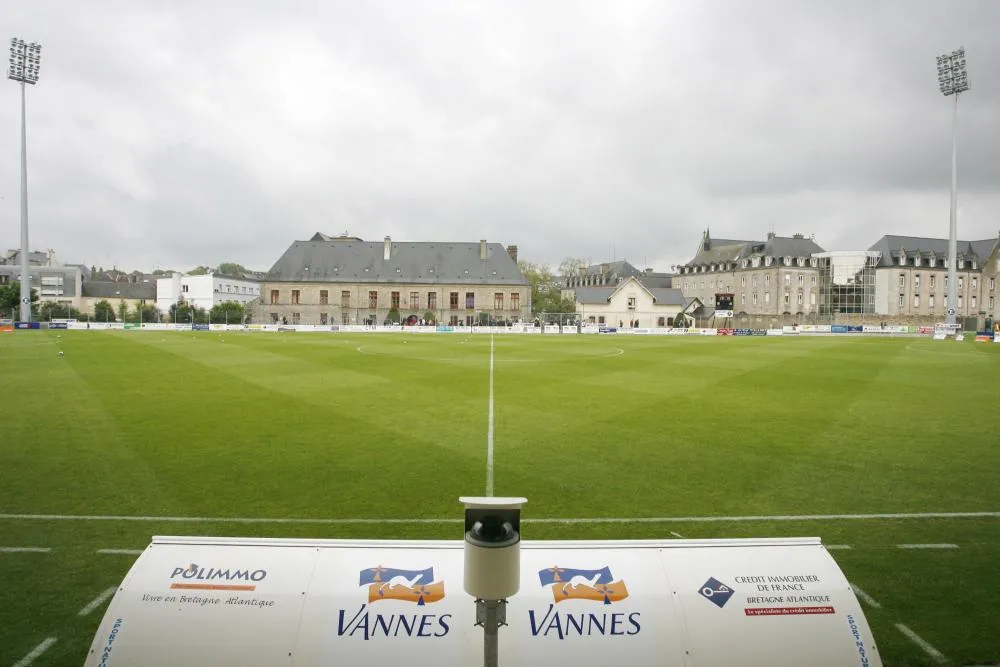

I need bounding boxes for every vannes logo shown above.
[169,563,268,592]
[529,565,641,639]
[336,565,452,641]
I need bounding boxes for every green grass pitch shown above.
[1,330,998,665]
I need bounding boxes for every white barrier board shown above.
[84,537,881,667]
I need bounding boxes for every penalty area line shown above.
[12,637,57,667]
[0,510,996,525]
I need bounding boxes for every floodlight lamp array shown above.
[936,47,969,96]
[8,38,42,85]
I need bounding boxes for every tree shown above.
[386,307,401,324]
[93,300,116,322]
[117,301,128,322]
[37,301,84,322]
[133,303,160,323]
[209,301,246,324]
[151,269,175,276]
[169,300,207,324]
[216,262,249,277]
[187,265,212,275]
[423,309,436,325]
[557,256,590,278]
[0,281,39,315]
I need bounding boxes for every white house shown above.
[572,276,695,327]
[156,273,262,315]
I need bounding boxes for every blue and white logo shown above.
[698,577,735,608]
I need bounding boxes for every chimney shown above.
[383,236,391,261]
[506,245,518,263]
[792,233,804,239]
[767,231,776,241]
[480,239,487,261]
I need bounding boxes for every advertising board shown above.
[84,536,881,667]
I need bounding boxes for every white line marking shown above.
[1,511,996,525]
[849,583,882,609]
[895,623,948,664]
[486,333,495,497]
[78,587,117,616]
[670,531,684,538]
[97,548,143,555]
[898,543,959,549]
[0,546,51,553]
[12,637,57,667]
[825,544,852,550]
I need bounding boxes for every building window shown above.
[990,296,995,310]
[450,292,459,309]
[598,316,605,324]
[741,293,746,305]
[797,292,803,305]
[319,290,328,305]
[898,274,905,288]
[930,275,936,289]
[989,278,995,290]
[972,277,978,290]
[810,293,816,305]
[291,290,300,305]
[784,275,791,287]
[797,274,804,286]
[428,292,437,310]
[914,274,921,289]
[270,312,279,322]
[929,294,935,308]
[494,293,503,310]
[511,293,520,311]
[752,293,758,305]
[765,275,770,287]
[971,295,977,309]
[270,290,279,305]
[765,292,770,304]
[752,276,758,288]
[811,275,817,285]
[945,277,949,289]
[342,313,350,325]
[784,293,790,306]
[409,291,419,309]
[291,312,300,324]
[182,284,189,293]
[341,290,350,308]
[658,317,665,326]
[320,313,328,325]
[913,295,920,307]
[958,294,964,308]
[369,291,378,309]
[741,276,746,287]
[958,277,964,289]
[466,292,475,309]
[391,291,400,309]
[627,297,637,309]
[898,294,904,307]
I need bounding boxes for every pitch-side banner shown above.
[84,537,882,667]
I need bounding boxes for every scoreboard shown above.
[715,293,734,318]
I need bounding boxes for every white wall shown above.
[156,274,261,314]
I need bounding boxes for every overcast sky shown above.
[3,0,998,274]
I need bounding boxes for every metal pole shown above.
[946,91,959,326]
[483,599,499,667]
[19,80,31,322]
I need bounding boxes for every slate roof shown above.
[265,237,527,285]
[82,280,156,300]
[867,234,999,268]
[684,231,825,266]
[637,272,673,289]
[572,280,685,306]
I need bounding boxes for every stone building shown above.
[259,234,530,325]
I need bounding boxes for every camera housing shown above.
[459,496,527,600]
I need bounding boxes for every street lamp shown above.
[937,47,970,327]
[8,37,42,323]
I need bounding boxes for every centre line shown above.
[486,333,495,497]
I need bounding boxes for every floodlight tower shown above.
[8,37,42,323]
[936,47,969,327]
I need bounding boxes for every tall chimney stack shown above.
[480,239,487,261]
[383,236,391,261]
[506,245,518,263]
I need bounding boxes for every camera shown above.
[459,496,527,600]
